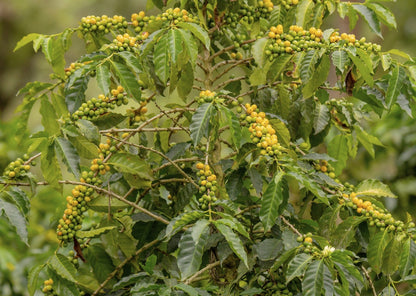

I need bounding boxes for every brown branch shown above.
[184,261,221,285]
[60,180,170,225]
[213,76,246,91]
[100,127,186,133]
[208,38,256,62]
[91,237,162,296]
[153,157,200,172]
[211,58,253,82]
[361,265,377,296]
[280,215,302,237]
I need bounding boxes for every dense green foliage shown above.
[2,0,416,295]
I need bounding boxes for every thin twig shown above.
[91,238,162,296]
[361,265,377,296]
[213,76,246,91]
[184,261,221,284]
[208,39,256,62]
[60,180,169,225]
[153,157,200,172]
[211,58,253,82]
[280,215,302,237]
[100,127,187,133]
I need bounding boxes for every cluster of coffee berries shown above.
[64,62,84,79]
[265,25,324,59]
[230,51,243,60]
[79,15,127,35]
[224,1,273,28]
[67,250,80,268]
[90,140,115,175]
[71,86,128,121]
[342,192,409,234]
[131,8,195,33]
[329,32,381,52]
[256,270,296,296]
[2,154,33,180]
[313,160,336,179]
[126,101,149,124]
[276,0,299,9]
[56,183,91,244]
[42,279,57,295]
[108,33,139,52]
[244,104,283,157]
[197,90,217,104]
[195,162,218,210]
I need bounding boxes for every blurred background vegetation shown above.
[0,0,415,295]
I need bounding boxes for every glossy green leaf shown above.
[299,50,321,84]
[270,247,298,272]
[177,62,194,99]
[267,54,293,81]
[355,179,396,198]
[219,105,242,148]
[110,60,141,102]
[399,238,416,278]
[168,29,183,66]
[154,34,170,84]
[42,36,65,77]
[331,216,367,248]
[253,239,283,261]
[351,4,382,38]
[75,119,99,144]
[178,219,210,279]
[49,254,77,283]
[40,96,60,135]
[41,141,63,191]
[107,152,152,180]
[69,135,98,159]
[313,102,330,134]
[14,33,42,52]
[214,221,249,268]
[166,211,206,238]
[286,253,313,283]
[86,244,115,283]
[28,264,44,296]
[296,0,314,27]
[252,38,268,66]
[332,50,349,73]
[55,137,81,179]
[189,103,215,146]
[117,51,142,74]
[327,134,348,175]
[382,235,404,275]
[348,51,374,87]
[302,259,324,296]
[175,283,200,296]
[177,29,198,66]
[65,75,89,114]
[214,216,250,239]
[271,119,291,147]
[355,125,384,158]
[367,2,396,29]
[385,65,406,109]
[368,230,392,274]
[260,172,287,232]
[96,63,111,95]
[2,187,30,215]
[177,22,210,49]
[0,199,28,245]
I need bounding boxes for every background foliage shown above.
[1,0,416,295]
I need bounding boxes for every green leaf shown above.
[14,33,42,52]
[154,34,170,84]
[286,253,313,283]
[2,188,30,215]
[76,226,116,239]
[214,216,250,239]
[267,54,293,81]
[351,4,382,38]
[189,103,215,146]
[177,62,194,99]
[177,29,198,66]
[331,216,367,248]
[168,29,184,66]
[366,2,396,29]
[219,105,242,148]
[302,259,324,296]
[367,230,392,274]
[41,141,63,191]
[96,63,111,95]
[49,254,77,283]
[385,65,406,109]
[55,137,81,179]
[399,238,416,278]
[28,264,44,296]
[88,195,129,213]
[270,119,291,147]
[313,102,330,134]
[86,244,115,283]
[270,247,298,272]
[166,211,206,238]
[107,152,152,180]
[296,0,314,27]
[214,221,249,268]
[0,199,28,245]
[178,219,210,279]
[260,172,287,232]
[354,125,384,158]
[253,239,283,261]
[117,51,142,74]
[110,60,141,102]
[348,51,374,87]
[250,68,267,86]
[252,38,268,66]
[177,22,210,49]
[65,75,89,114]
[380,53,392,71]
[327,134,348,175]
[355,179,396,199]
[175,283,200,296]
[69,136,98,159]
[40,96,60,135]
[75,119,100,144]
[382,235,404,275]
[42,36,66,77]
[332,50,349,73]
[299,50,321,84]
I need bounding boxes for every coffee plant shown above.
[2,0,416,295]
